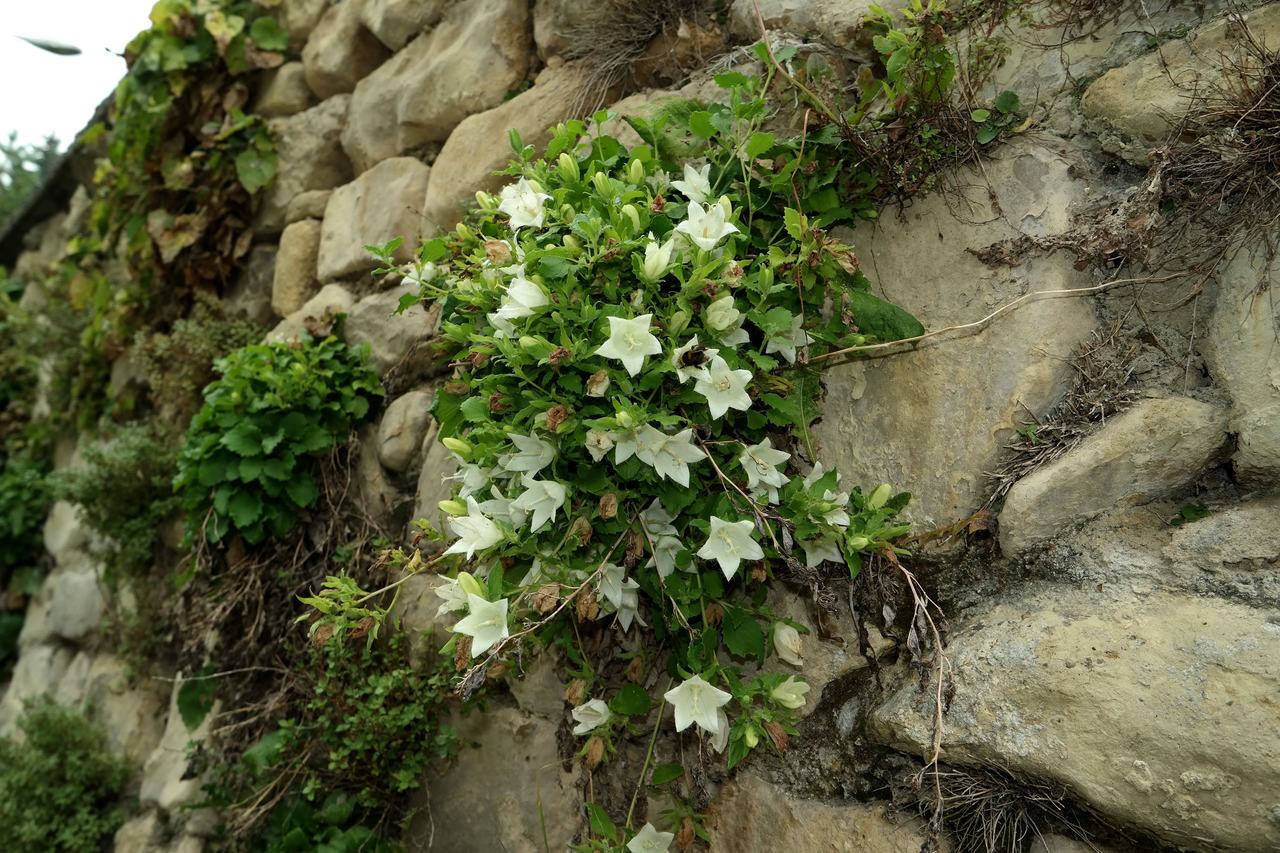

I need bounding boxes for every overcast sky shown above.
[1,0,159,147]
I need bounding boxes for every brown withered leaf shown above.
[598,493,618,519]
[575,588,600,622]
[147,209,209,264]
[625,656,645,683]
[676,817,696,851]
[484,239,512,264]
[564,678,586,707]
[569,516,593,547]
[454,635,472,671]
[584,736,605,770]
[548,346,571,365]
[546,404,570,432]
[703,602,724,626]
[764,720,789,751]
[531,583,560,614]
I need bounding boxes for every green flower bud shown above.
[616,410,634,428]
[438,499,467,516]
[519,336,541,350]
[621,204,641,233]
[744,726,759,748]
[868,483,893,510]
[441,437,471,457]
[562,234,581,252]
[455,223,472,240]
[559,203,576,221]
[628,158,645,184]
[592,171,611,195]
[668,309,690,337]
[475,190,496,211]
[457,571,484,597]
[527,178,546,194]
[557,152,579,182]
[848,535,870,551]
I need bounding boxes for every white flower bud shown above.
[772,622,803,667]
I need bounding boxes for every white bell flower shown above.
[773,622,804,667]
[639,498,678,536]
[443,498,504,559]
[675,199,738,251]
[670,162,711,203]
[640,235,676,282]
[647,534,683,578]
[764,313,814,364]
[478,485,528,530]
[487,311,517,339]
[627,823,675,853]
[504,432,555,475]
[450,462,492,499]
[510,475,568,533]
[498,177,552,229]
[453,593,510,656]
[738,438,790,497]
[617,577,644,631]
[598,562,626,610]
[670,335,716,384]
[433,576,469,617]
[663,673,731,735]
[770,676,810,710]
[595,314,662,376]
[584,428,615,462]
[799,535,842,568]
[696,516,764,580]
[610,424,643,464]
[634,426,705,487]
[804,463,851,528]
[705,295,750,347]
[693,355,753,419]
[494,274,549,320]
[710,708,730,753]
[571,698,611,735]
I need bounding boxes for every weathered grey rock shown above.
[532,0,574,59]
[0,644,74,733]
[342,0,531,173]
[355,424,404,530]
[272,219,322,318]
[224,245,277,326]
[812,141,1097,530]
[412,425,454,539]
[729,0,882,47]
[1163,496,1280,568]
[343,284,440,376]
[282,0,327,47]
[140,677,220,811]
[261,95,353,233]
[707,773,934,852]
[1030,836,1119,853]
[1081,4,1280,162]
[506,653,563,719]
[1203,243,1280,485]
[389,572,453,663]
[43,499,90,561]
[422,64,580,234]
[405,706,580,852]
[114,811,162,853]
[82,654,168,766]
[47,561,106,642]
[360,0,448,50]
[998,396,1229,554]
[253,62,315,118]
[285,188,332,224]
[377,389,433,472]
[301,2,391,100]
[54,649,93,706]
[267,282,355,343]
[869,588,1280,852]
[317,157,430,282]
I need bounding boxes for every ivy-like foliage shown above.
[174,336,383,545]
[387,69,916,780]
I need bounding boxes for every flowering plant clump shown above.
[382,70,918,843]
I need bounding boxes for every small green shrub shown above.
[174,335,382,545]
[51,423,181,580]
[255,792,395,853]
[0,696,131,852]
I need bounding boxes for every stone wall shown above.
[3,1,1278,851]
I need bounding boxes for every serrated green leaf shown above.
[688,110,716,140]
[609,683,652,717]
[221,421,264,456]
[745,131,775,159]
[228,489,263,528]
[722,607,765,659]
[286,476,319,508]
[976,124,1000,145]
[248,16,288,51]
[845,291,925,341]
[460,396,489,423]
[649,763,685,786]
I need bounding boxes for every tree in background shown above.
[0,132,61,229]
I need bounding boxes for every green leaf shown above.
[248,16,288,51]
[994,90,1021,114]
[783,207,806,240]
[234,147,276,194]
[221,421,264,456]
[745,131,775,159]
[586,802,618,840]
[420,237,448,263]
[970,108,991,122]
[688,110,716,140]
[756,307,794,336]
[177,676,216,731]
[609,683,652,717]
[713,70,750,90]
[976,124,1000,145]
[228,489,263,528]
[649,763,685,786]
[845,291,925,341]
[460,396,489,423]
[722,607,765,659]
[286,477,320,508]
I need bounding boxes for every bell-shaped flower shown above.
[799,535,842,568]
[478,485,529,530]
[696,516,764,580]
[770,676,810,710]
[595,314,662,376]
[773,622,804,667]
[634,426,705,487]
[610,424,643,464]
[704,295,750,347]
[449,462,492,499]
[494,274,549,321]
[640,235,676,282]
[510,475,568,533]
[571,698,611,735]
[585,428,615,462]
[647,534,683,578]
[670,335,716,384]
[670,162,711,203]
[739,438,790,501]
[803,463,851,528]
[443,498,503,559]
[453,593,510,656]
[433,576,469,617]
[639,498,678,537]
[487,311,517,339]
[498,177,552,229]
[617,577,644,631]
[710,708,730,753]
[675,200,738,251]
[663,673,731,735]
[504,432,555,475]
[598,562,626,610]
[693,355,753,419]
[627,823,675,853]
[764,313,814,364]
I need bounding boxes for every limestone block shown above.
[43,499,90,562]
[0,645,74,733]
[342,0,531,173]
[260,95,353,233]
[285,189,332,224]
[267,283,355,343]
[999,396,1229,554]
[360,0,448,50]
[282,0,327,47]
[317,157,430,282]
[272,219,323,318]
[301,2,391,99]
[223,245,276,326]
[140,677,219,811]
[343,284,440,376]
[377,389,434,473]
[253,62,315,118]
[729,0,886,48]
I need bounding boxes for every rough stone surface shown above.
[869,588,1280,852]
[317,157,430,281]
[998,396,1229,554]
[113,811,162,853]
[532,0,574,60]
[412,424,454,542]
[140,678,219,811]
[285,188,332,224]
[282,0,327,47]
[43,499,90,561]
[252,62,315,118]
[82,654,168,766]
[1203,242,1280,485]
[0,644,73,732]
[389,572,453,664]
[405,706,580,852]
[1029,836,1118,853]
[355,424,404,530]
[707,773,935,852]
[812,141,1097,530]
[301,2,391,100]
[261,95,353,233]
[267,282,355,343]
[223,245,277,325]
[360,0,448,50]
[422,64,581,234]
[1081,4,1280,162]
[729,0,881,48]
[377,389,433,472]
[272,219,322,318]
[43,558,106,643]
[343,284,440,376]
[1163,496,1280,567]
[342,0,531,173]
